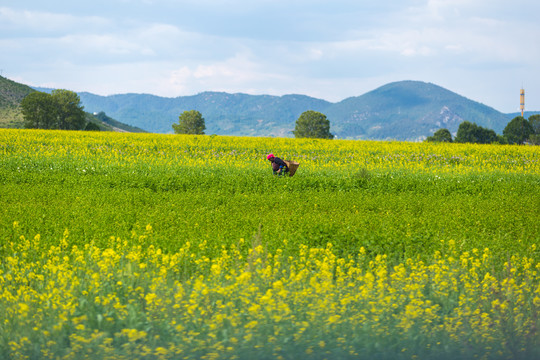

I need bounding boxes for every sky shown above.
[1,0,539,113]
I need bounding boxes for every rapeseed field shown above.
[0,129,539,359]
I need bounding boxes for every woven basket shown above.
[284,160,300,177]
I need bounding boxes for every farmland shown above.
[0,129,539,359]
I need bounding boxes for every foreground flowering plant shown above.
[1,130,539,359]
[1,229,538,360]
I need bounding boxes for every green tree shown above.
[426,128,453,142]
[455,121,497,144]
[455,121,476,143]
[84,122,101,131]
[503,116,533,145]
[529,114,540,134]
[528,114,540,145]
[495,134,508,144]
[293,110,334,139]
[477,127,497,144]
[20,91,58,129]
[51,89,86,130]
[173,110,206,135]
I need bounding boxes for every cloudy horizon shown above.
[1,0,539,113]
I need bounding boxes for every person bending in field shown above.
[267,153,289,176]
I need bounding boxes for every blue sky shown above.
[1,0,539,112]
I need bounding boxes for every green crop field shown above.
[1,129,539,359]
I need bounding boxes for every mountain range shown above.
[3,75,537,140]
[76,81,533,140]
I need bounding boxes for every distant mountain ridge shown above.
[76,81,525,140]
[325,81,511,140]
[6,76,538,140]
[77,91,332,137]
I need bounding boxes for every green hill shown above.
[326,81,511,140]
[0,76,35,128]
[88,111,146,133]
[0,76,145,133]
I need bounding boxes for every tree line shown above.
[426,115,540,145]
[174,108,540,145]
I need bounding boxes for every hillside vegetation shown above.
[78,81,516,140]
[0,76,145,133]
[0,76,34,128]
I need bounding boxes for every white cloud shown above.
[1,1,539,111]
[167,52,288,95]
[0,7,111,35]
